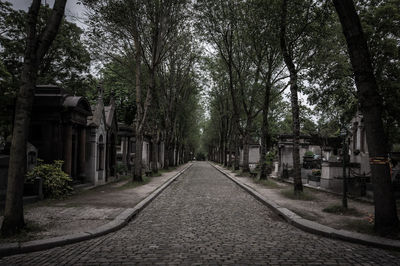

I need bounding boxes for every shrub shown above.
[116,163,128,175]
[26,159,72,199]
[312,169,321,176]
[265,151,276,166]
[304,150,314,157]
[261,150,276,174]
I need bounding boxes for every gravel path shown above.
[1,162,399,265]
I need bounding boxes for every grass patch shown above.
[344,220,400,240]
[254,178,281,189]
[235,169,258,178]
[232,168,240,174]
[281,189,316,201]
[119,176,150,189]
[237,171,251,177]
[0,220,43,243]
[150,172,162,177]
[322,204,363,217]
[116,175,131,181]
[344,219,375,235]
[159,166,178,174]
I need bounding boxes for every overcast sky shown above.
[10,0,88,28]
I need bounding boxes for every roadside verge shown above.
[0,163,193,257]
[210,162,400,252]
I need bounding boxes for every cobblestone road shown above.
[1,162,400,265]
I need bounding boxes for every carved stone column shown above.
[78,126,86,178]
[63,124,73,176]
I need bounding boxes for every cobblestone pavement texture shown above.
[0,165,187,242]
[217,166,378,232]
[1,162,400,265]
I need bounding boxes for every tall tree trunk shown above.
[213,146,216,162]
[164,145,169,169]
[280,0,303,193]
[133,32,144,182]
[228,144,232,167]
[168,144,174,168]
[219,135,224,164]
[260,83,271,180]
[1,0,67,236]
[174,141,178,166]
[242,133,250,173]
[151,134,158,174]
[134,133,143,181]
[163,132,170,169]
[234,133,240,170]
[223,143,227,167]
[180,145,184,164]
[333,0,399,235]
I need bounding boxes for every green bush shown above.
[116,163,128,175]
[304,150,314,157]
[312,169,321,176]
[265,150,276,166]
[26,159,72,199]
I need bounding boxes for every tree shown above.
[0,1,91,141]
[84,0,189,181]
[302,4,357,126]
[279,0,303,193]
[157,30,199,168]
[278,0,328,192]
[248,0,286,180]
[195,0,243,170]
[358,0,400,149]
[333,0,399,235]
[101,58,137,125]
[1,0,67,236]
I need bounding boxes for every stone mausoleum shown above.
[30,85,92,183]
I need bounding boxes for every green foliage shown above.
[116,163,128,175]
[311,169,321,177]
[26,160,72,199]
[271,102,319,136]
[100,59,137,125]
[265,150,276,165]
[358,0,400,147]
[303,4,357,124]
[304,151,314,157]
[196,152,206,161]
[0,2,92,141]
[305,1,400,145]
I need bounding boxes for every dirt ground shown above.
[224,167,400,239]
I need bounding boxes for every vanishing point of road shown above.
[1,162,399,265]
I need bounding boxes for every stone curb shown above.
[0,163,193,257]
[210,163,400,252]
